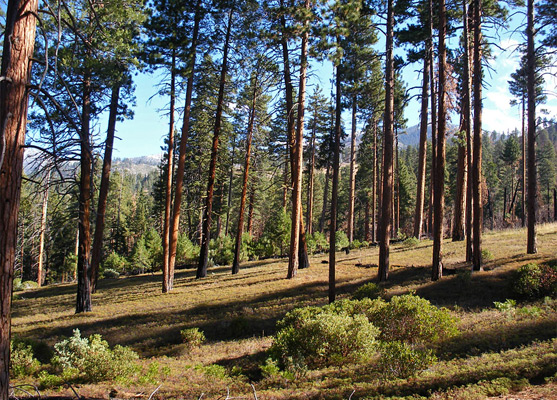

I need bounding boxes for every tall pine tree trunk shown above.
[162,51,176,293]
[0,0,38,392]
[464,0,473,261]
[472,0,484,270]
[307,123,316,235]
[288,0,310,279]
[198,8,233,278]
[232,81,258,274]
[330,64,342,301]
[372,120,378,242]
[320,161,330,233]
[414,55,429,240]
[347,97,357,243]
[452,122,467,241]
[378,0,395,282]
[521,95,526,227]
[224,137,236,237]
[168,0,202,287]
[91,84,121,292]
[432,0,447,281]
[37,170,51,287]
[76,71,93,314]
[526,0,537,254]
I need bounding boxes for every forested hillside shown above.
[0,0,555,398]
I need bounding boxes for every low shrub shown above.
[10,341,39,378]
[53,329,138,382]
[306,232,329,254]
[513,263,557,299]
[12,278,23,292]
[270,305,379,370]
[209,235,236,266]
[402,237,420,248]
[103,251,128,274]
[378,341,436,378]
[350,239,363,249]
[365,293,459,346]
[352,282,384,300]
[481,249,494,261]
[21,281,38,290]
[180,327,205,351]
[335,231,349,251]
[102,268,120,279]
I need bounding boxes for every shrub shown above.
[481,249,494,261]
[512,263,557,299]
[176,233,199,264]
[10,341,39,378]
[352,282,384,300]
[102,268,120,279]
[335,231,349,251]
[209,235,235,265]
[350,239,362,249]
[13,278,23,292]
[180,328,205,351]
[365,293,459,346]
[402,237,420,248]
[53,329,138,382]
[21,281,38,290]
[306,232,329,254]
[271,305,379,370]
[378,341,436,378]
[103,251,128,274]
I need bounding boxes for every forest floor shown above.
[10,223,557,399]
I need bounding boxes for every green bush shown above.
[209,235,236,265]
[335,230,349,251]
[53,329,138,382]
[513,263,557,299]
[176,233,199,264]
[482,249,494,261]
[378,341,436,378]
[270,304,379,370]
[103,251,128,274]
[102,268,120,279]
[364,293,459,346]
[350,239,362,249]
[21,281,39,290]
[13,278,23,292]
[180,328,205,351]
[10,341,39,378]
[306,232,329,254]
[352,282,385,300]
[402,237,420,248]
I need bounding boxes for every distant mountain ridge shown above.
[398,123,459,147]
[113,154,162,175]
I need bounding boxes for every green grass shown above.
[11,223,557,399]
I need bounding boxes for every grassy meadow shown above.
[10,223,557,399]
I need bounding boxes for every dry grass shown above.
[11,223,557,399]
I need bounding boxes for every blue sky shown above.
[110,14,556,159]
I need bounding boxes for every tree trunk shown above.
[37,170,51,287]
[428,0,437,238]
[306,118,316,236]
[472,0,484,270]
[76,70,93,314]
[503,186,508,222]
[288,0,310,279]
[247,181,256,236]
[452,115,467,241]
[432,0,447,281]
[320,161,330,233]
[526,0,537,254]
[0,0,38,392]
[378,0,395,282]
[224,137,236,237]
[347,97,357,243]
[365,195,370,241]
[414,55,429,240]
[198,8,233,278]
[162,51,176,293]
[372,120,377,242]
[553,188,556,221]
[464,0,473,261]
[232,81,258,274]
[168,0,202,286]
[91,84,121,292]
[521,95,526,227]
[330,64,342,302]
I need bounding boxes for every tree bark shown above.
[91,84,121,292]
[521,95,526,227]
[526,0,537,254]
[553,188,556,221]
[0,0,38,393]
[224,137,236,237]
[372,120,377,242]
[378,0,395,282]
[37,170,51,287]
[464,0,473,262]
[414,55,429,240]
[452,118,467,241]
[288,0,310,279]
[76,71,93,314]
[162,51,176,293]
[330,64,342,301]
[347,97,357,243]
[319,161,330,233]
[168,0,202,286]
[232,80,258,274]
[306,117,316,236]
[198,8,233,278]
[472,0,484,270]
[432,0,447,281]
